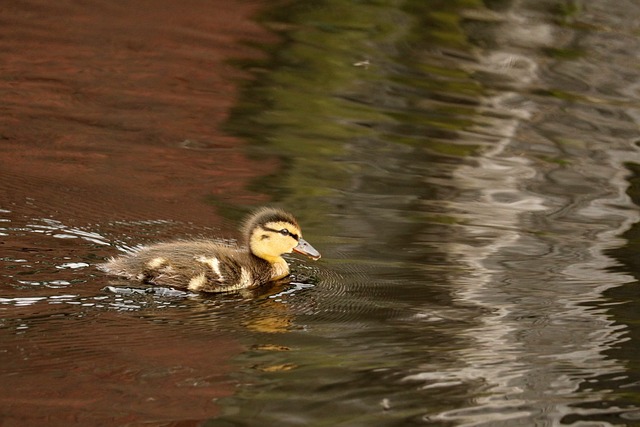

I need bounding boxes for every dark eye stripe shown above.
[262,226,299,241]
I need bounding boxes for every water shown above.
[2,0,640,425]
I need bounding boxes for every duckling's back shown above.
[99,240,273,292]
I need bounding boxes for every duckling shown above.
[98,207,320,293]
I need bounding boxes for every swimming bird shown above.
[98,207,320,293]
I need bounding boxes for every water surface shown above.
[2,0,640,426]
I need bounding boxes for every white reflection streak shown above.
[27,218,110,246]
[416,12,640,427]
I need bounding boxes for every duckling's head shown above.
[243,207,321,264]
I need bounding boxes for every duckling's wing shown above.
[136,249,257,292]
[185,251,264,292]
[100,240,272,292]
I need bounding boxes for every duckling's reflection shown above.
[102,269,318,335]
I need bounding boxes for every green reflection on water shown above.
[218,0,489,424]
[225,0,484,211]
[212,0,640,425]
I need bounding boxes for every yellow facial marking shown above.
[147,257,167,269]
[249,220,302,263]
[188,273,206,291]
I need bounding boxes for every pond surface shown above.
[3,0,640,426]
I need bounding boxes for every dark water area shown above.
[3,0,640,426]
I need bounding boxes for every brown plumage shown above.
[98,207,320,292]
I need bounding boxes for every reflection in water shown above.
[0,0,277,225]
[422,5,640,424]
[0,1,282,424]
[222,0,640,426]
[0,308,241,425]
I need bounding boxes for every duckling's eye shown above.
[278,228,299,240]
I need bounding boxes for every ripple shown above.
[56,262,90,269]
[26,219,110,246]
[3,0,640,425]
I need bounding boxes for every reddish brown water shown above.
[1,310,240,425]
[1,1,277,425]
[1,0,277,225]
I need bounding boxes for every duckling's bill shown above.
[293,237,321,260]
